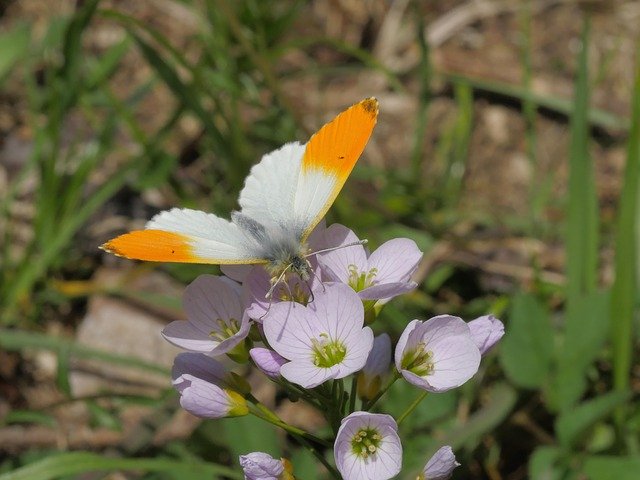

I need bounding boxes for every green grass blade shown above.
[0,22,30,86]
[566,15,598,301]
[582,455,640,480]
[552,15,602,413]
[444,73,628,132]
[0,327,169,375]
[410,8,431,182]
[610,46,640,425]
[555,390,630,447]
[0,452,242,480]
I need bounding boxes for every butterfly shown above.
[101,98,378,285]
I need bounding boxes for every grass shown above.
[1,1,639,479]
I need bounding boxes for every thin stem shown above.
[348,376,358,413]
[290,431,341,479]
[363,371,401,410]
[397,391,429,426]
[246,396,331,448]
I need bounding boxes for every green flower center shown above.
[209,318,240,342]
[311,333,346,368]
[401,342,435,376]
[348,265,377,292]
[350,427,382,458]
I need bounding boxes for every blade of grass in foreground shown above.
[0,452,242,480]
[553,15,601,412]
[0,328,168,376]
[566,16,598,302]
[610,47,640,429]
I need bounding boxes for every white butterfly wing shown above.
[238,142,304,235]
[101,208,267,264]
[238,99,378,243]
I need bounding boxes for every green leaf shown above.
[126,30,226,149]
[291,447,320,480]
[0,23,30,85]
[55,346,71,397]
[0,452,242,480]
[85,37,131,89]
[610,40,640,415]
[2,410,57,428]
[385,381,456,428]
[528,446,563,480]
[499,293,554,389]
[222,415,280,459]
[555,390,630,448]
[553,290,610,410]
[439,383,516,450]
[565,16,598,303]
[582,455,640,480]
[86,401,122,431]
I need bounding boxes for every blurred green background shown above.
[0,0,639,478]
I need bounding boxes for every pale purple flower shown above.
[263,283,374,388]
[468,315,505,355]
[316,224,422,301]
[334,411,402,480]
[250,347,287,378]
[239,452,291,480]
[172,352,248,418]
[357,333,392,400]
[395,316,481,392]
[419,446,460,480]
[162,275,250,356]
[221,264,252,283]
[244,264,323,322]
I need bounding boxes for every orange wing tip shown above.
[302,97,379,179]
[359,97,379,117]
[100,230,197,263]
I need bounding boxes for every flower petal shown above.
[358,281,417,300]
[394,319,422,369]
[363,333,392,377]
[183,275,244,334]
[263,301,321,361]
[239,452,284,480]
[250,347,287,378]
[280,361,339,388]
[468,315,505,355]
[366,238,422,283]
[422,445,460,479]
[171,352,228,385]
[316,224,368,284]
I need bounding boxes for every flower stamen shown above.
[401,342,435,376]
[209,318,240,342]
[347,264,378,292]
[311,333,346,368]
[350,427,382,459]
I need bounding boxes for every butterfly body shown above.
[101,98,379,282]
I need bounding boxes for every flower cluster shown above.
[161,223,504,479]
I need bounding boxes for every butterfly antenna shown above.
[258,296,274,321]
[304,239,368,258]
[307,284,315,303]
[306,260,326,294]
[265,263,293,300]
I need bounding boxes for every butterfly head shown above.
[266,246,312,282]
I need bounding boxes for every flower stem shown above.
[397,390,429,425]
[246,395,331,448]
[363,371,401,410]
[291,429,342,479]
[348,376,358,413]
